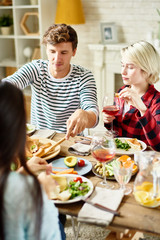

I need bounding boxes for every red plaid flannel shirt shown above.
[105,85,160,151]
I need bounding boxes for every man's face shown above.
[46,42,76,78]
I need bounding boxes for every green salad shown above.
[68,180,90,199]
[115,138,131,151]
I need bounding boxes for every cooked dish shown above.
[26,136,56,159]
[93,155,138,178]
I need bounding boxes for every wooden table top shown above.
[50,133,160,236]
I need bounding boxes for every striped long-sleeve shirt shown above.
[5,60,99,133]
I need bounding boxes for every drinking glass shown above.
[91,131,116,188]
[113,160,133,195]
[102,93,121,136]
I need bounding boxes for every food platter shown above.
[92,159,138,180]
[26,123,36,135]
[29,137,60,161]
[52,174,94,204]
[115,137,147,155]
[92,164,115,180]
[52,157,92,176]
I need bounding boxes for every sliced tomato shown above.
[78,159,85,167]
[73,177,83,183]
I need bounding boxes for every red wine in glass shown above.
[102,105,119,116]
[92,148,115,163]
[91,132,116,188]
[102,94,121,135]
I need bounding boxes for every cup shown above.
[113,160,133,195]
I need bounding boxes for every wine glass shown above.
[91,131,116,188]
[112,160,133,195]
[102,93,121,136]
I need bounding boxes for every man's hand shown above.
[66,109,96,139]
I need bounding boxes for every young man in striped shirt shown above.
[4,24,99,139]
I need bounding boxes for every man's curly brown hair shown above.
[42,24,78,50]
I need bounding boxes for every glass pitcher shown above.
[133,151,160,208]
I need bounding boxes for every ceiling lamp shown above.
[55,0,85,24]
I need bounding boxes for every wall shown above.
[71,0,160,71]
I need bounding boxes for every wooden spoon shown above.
[51,136,66,149]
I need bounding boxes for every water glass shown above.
[113,161,133,195]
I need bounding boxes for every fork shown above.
[47,132,57,139]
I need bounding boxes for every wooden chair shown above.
[105,229,144,240]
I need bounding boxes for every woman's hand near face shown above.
[119,87,147,116]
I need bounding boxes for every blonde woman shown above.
[103,41,160,151]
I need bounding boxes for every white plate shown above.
[115,137,147,155]
[53,174,94,204]
[26,123,36,135]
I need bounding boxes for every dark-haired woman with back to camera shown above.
[0,81,62,240]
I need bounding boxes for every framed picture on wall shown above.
[100,22,118,44]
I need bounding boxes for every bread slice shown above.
[115,93,119,98]
[26,136,39,154]
[49,176,71,201]
[57,189,71,201]
[49,185,61,200]
[25,136,55,158]
[126,138,142,151]
[51,175,67,192]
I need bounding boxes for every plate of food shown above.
[26,123,36,135]
[92,155,138,180]
[115,137,147,155]
[26,136,60,161]
[52,157,92,176]
[50,174,94,204]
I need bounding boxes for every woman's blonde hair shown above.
[121,41,160,84]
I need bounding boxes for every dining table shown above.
[46,132,160,240]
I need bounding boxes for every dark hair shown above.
[0,82,43,240]
[42,23,78,50]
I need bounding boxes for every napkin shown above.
[68,142,91,156]
[32,129,56,139]
[78,187,124,226]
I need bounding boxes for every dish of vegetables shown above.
[92,160,116,180]
[53,174,94,204]
[92,155,138,180]
[115,138,147,155]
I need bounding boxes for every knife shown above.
[83,198,120,216]
[74,140,91,145]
